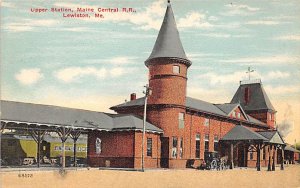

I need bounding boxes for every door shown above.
[160,137,169,168]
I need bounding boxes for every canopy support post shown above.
[70,130,82,167]
[57,127,72,170]
[272,145,276,171]
[256,143,261,171]
[230,143,234,169]
[281,145,285,170]
[31,130,46,168]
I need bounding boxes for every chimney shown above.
[130,93,136,101]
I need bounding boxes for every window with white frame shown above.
[172,137,178,158]
[179,112,185,129]
[179,137,183,158]
[195,134,201,158]
[204,134,209,152]
[237,112,241,119]
[147,138,152,157]
[173,65,180,74]
[213,136,219,151]
[204,118,210,126]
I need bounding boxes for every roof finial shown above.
[246,67,254,80]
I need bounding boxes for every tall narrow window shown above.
[180,137,183,158]
[204,118,210,126]
[249,152,254,160]
[244,87,250,104]
[179,112,185,129]
[147,138,152,157]
[172,137,178,158]
[214,136,219,151]
[195,134,200,158]
[237,112,241,119]
[173,65,180,74]
[204,134,209,152]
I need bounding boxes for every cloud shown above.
[54,66,135,83]
[54,1,165,30]
[265,71,290,79]
[177,12,214,29]
[187,86,231,103]
[15,68,44,85]
[197,33,250,38]
[264,85,300,95]
[246,20,280,25]
[222,3,260,16]
[110,67,125,77]
[1,2,15,8]
[54,67,107,83]
[197,71,250,85]
[107,57,137,65]
[85,56,138,65]
[274,34,300,41]
[4,19,58,32]
[220,55,300,65]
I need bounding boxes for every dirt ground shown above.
[1,165,300,188]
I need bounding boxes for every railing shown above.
[240,79,261,85]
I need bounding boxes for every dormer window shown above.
[232,111,236,118]
[173,65,180,74]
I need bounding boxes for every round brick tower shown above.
[145,1,191,168]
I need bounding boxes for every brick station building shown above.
[0,1,292,171]
[87,1,285,169]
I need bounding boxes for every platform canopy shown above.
[220,125,268,142]
[257,131,285,145]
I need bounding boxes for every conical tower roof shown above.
[145,1,191,66]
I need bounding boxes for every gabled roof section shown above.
[284,145,300,153]
[110,97,145,110]
[110,97,267,127]
[220,125,268,141]
[231,82,276,112]
[109,114,163,133]
[215,103,249,121]
[246,115,267,126]
[186,97,226,116]
[256,131,285,145]
[1,100,162,133]
[145,2,191,66]
[1,100,113,130]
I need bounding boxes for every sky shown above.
[1,0,299,144]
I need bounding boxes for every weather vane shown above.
[246,67,254,80]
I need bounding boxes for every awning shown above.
[257,131,285,145]
[220,125,268,142]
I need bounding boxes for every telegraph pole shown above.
[141,84,152,172]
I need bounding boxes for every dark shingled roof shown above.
[215,103,239,115]
[230,82,276,112]
[110,97,267,126]
[145,2,190,64]
[1,100,162,133]
[220,125,268,141]
[257,131,285,145]
[284,145,300,153]
[186,97,226,116]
